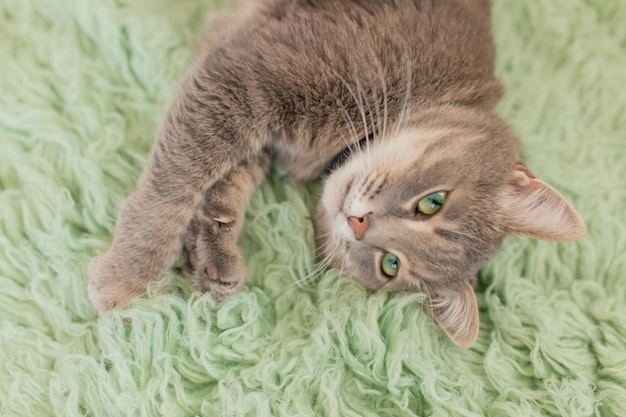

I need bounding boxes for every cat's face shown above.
[314,107,585,348]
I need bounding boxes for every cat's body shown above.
[89,0,585,348]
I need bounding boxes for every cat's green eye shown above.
[381,253,399,277]
[417,191,447,215]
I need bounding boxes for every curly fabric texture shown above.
[1,0,625,416]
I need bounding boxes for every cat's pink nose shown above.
[348,216,369,240]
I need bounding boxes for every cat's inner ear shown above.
[427,282,479,349]
[500,165,586,242]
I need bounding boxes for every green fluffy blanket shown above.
[1,0,625,415]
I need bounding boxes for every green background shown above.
[1,1,625,415]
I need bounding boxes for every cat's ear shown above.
[427,282,479,349]
[500,165,585,242]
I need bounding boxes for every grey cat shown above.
[89,0,585,348]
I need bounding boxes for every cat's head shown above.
[314,106,585,349]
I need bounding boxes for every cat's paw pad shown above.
[186,246,246,300]
[196,263,245,299]
[88,253,147,312]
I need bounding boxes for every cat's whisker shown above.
[420,278,434,306]
[327,64,372,177]
[292,263,326,288]
[335,249,351,298]
[335,96,372,174]
[375,57,390,145]
[374,57,413,168]
[391,54,414,141]
[315,235,340,256]
[365,56,389,144]
[292,238,343,289]
[361,67,379,171]
[335,99,361,147]
[349,67,376,176]
[291,258,324,288]
[355,62,388,178]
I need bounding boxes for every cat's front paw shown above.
[186,245,246,300]
[184,214,247,299]
[88,252,148,312]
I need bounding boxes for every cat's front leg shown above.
[183,152,270,299]
[88,148,209,311]
[88,60,271,312]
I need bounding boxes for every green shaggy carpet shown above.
[1,0,625,416]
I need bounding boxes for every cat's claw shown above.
[212,215,235,224]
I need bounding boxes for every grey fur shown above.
[89,0,584,348]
